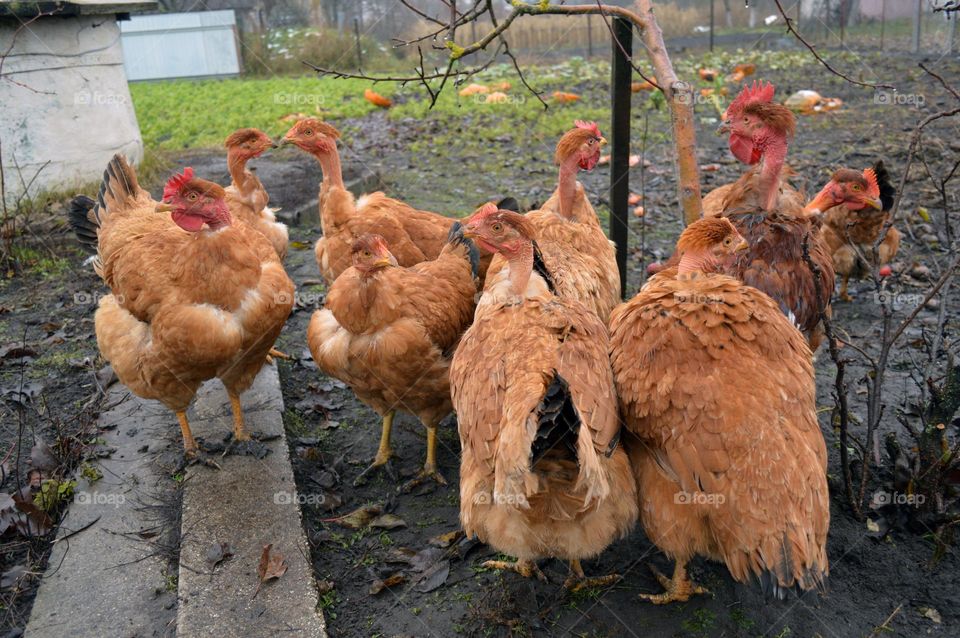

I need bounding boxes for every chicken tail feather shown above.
[495,196,520,213]
[872,160,896,212]
[531,373,579,466]
[446,222,481,279]
[97,154,142,218]
[69,195,100,254]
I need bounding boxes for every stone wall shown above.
[1,14,144,205]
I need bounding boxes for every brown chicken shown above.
[810,162,898,301]
[223,128,289,260]
[708,81,835,350]
[485,121,620,322]
[281,118,466,283]
[451,205,637,589]
[609,217,829,603]
[307,224,478,490]
[68,158,294,462]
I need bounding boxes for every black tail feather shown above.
[531,372,580,466]
[496,196,520,213]
[447,221,481,278]
[532,240,556,294]
[68,195,100,254]
[873,160,896,212]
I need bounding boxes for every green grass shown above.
[128,49,840,153]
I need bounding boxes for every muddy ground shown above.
[2,50,960,636]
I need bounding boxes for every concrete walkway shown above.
[26,366,326,638]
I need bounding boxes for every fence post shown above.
[587,14,594,57]
[912,0,922,53]
[353,18,363,69]
[880,0,886,50]
[610,17,632,299]
[709,0,715,51]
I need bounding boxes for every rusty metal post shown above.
[610,17,632,299]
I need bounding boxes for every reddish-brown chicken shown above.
[69,158,294,461]
[485,121,620,322]
[452,205,637,589]
[706,81,835,350]
[281,118,467,283]
[223,128,289,260]
[810,162,899,301]
[307,225,478,490]
[609,217,829,603]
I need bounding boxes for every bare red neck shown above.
[677,248,716,276]
[757,134,788,212]
[504,241,534,297]
[315,145,344,190]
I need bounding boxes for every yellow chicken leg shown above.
[229,393,251,441]
[839,274,852,302]
[639,562,709,604]
[177,411,198,457]
[265,347,291,364]
[400,424,447,493]
[482,559,548,582]
[354,411,398,486]
[563,559,622,592]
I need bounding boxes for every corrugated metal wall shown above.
[120,10,240,81]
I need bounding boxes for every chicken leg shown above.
[400,423,447,493]
[482,558,547,582]
[839,273,852,302]
[354,410,398,486]
[177,411,220,468]
[265,347,291,364]
[563,559,622,592]
[224,392,269,458]
[639,562,709,604]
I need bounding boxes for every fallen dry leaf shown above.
[369,572,406,595]
[206,541,233,569]
[428,530,465,548]
[458,83,488,96]
[627,193,642,205]
[700,163,721,172]
[328,504,382,529]
[364,89,392,108]
[552,91,580,104]
[369,513,406,530]
[254,544,288,598]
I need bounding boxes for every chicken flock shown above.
[70,80,900,602]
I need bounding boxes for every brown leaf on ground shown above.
[428,530,465,548]
[369,573,406,595]
[327,504,382,529]
[253,543,288,598]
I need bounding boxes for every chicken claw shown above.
[563,559,621,592]
[354,411,398,486]
[265,347,291,365]
[399,424,446,493]
[639,562,709,604]
[482,559,548,583]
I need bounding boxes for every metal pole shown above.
[912,0,922,53]
[587,14,593,57]
[709,0,715,51]
[880,0,886,50]
[354,18,363,69]
[610,17,632,299]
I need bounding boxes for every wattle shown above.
[729,134,759,165]
[171,211,207,232]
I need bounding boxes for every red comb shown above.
[163,167,195,201]
[574,120,601,138]
[863,167,880,198]
[476,202,498,217]
[727,80,776,117]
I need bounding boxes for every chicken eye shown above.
[491,222,503,233]
[304,129,314,136]
[723,237,732,246]
[851,184,862,191]
[587,139,595,145]
[362,250,372,258]
[187,192,198,201]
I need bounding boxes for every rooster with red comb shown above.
[68,156,294,464]
[696,81,836,351]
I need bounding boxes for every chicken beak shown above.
[461,224,478,239]
[598,136,608,147]
[735,238,749,252]
[155,203,175,213]
[269,140,279,149]
[717,121,731,136]
[278,136,292,147]
[375,258,393,268]
[864,196,883,210]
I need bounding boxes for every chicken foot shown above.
[265,347,291,365]
[482,559,548,582]
[639,562,709,604]
[354,411,398,486]
[563,559,622,592]
[223,393,270,458]
[838,273,853,302]
[177,411,221,469]
[399,424,447,493]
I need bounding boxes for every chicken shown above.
[281,118,480,283]
[68,157,294,462]
[307,225,478,491]
[223,128,289,260]
[485,121,620,322]
[708,81,835,350]
[609,217,829,603]
[808,162,898,301]
[451,204,637,589]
